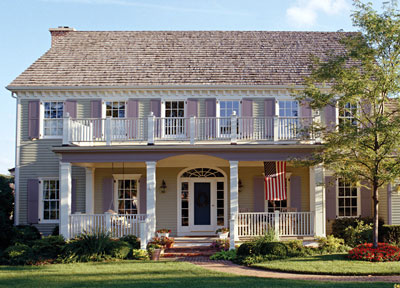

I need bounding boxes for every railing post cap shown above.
[232,111,237,116]
[65,112,70,118]
[149,111,154,116]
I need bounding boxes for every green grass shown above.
[253,254,400,275]
[0,260,392,288]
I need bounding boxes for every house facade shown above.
[7,28,399,248]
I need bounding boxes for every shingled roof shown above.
[8,30,352,89]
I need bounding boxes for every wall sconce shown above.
[239,179,243,193]
[160,180,167,193]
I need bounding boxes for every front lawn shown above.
[0,260,391,288]
[253,254,400,275]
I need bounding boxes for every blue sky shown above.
[0,0,384,174]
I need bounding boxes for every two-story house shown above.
[7,28,399,248]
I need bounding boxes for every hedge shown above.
[382,225,400,244]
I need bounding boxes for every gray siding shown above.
[392,192,400,224]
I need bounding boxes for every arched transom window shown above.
[181,168,224,178]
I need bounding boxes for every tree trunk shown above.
[372,183,379,248]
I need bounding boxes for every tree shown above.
[299,0,400,248]
[0,174,14,250]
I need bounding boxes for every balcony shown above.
[63,113,317,146]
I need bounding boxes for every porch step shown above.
[173,237,218,248]
[162,246,218,258]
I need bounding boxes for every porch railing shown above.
[64,114,316,145]
[70,213,147,239]
[237,211,314,238]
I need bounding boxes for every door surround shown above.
[177,167,227,236]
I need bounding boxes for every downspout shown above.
[11,91,20,225]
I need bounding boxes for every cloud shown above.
[40,0,249,16]
[286,0,349,28]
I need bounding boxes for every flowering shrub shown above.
[211,239,230,251]
[156,229,171,233]
[348,243,400,262]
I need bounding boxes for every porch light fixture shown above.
[160,180,167,193]
[239,179,243,193]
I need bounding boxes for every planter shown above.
[166,242,174,249]
[157,232,170,238]
[150,249,162,261]
[218,232,229,239]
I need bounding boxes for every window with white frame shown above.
[114,176,139,215]
[43,101,64,137]
[219,100,240,134]
[40,179,60,222]
[337,178,359,217]
[106,101,126,118]
[164,101,185,136]
[279,100,298,117]
[278,101,299,138]
[339,102,357,130]
[165,101,185,118]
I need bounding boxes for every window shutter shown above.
[27,179,39,224]
[187,98,198,117]
[127,99,139,118]
[253,176,265,212]
[150,99,161,117]
[325,176,337,220]
[290,176,302,212]
[28,100,40,139]
[242,99,253,117]
[264,98,275,117]
[324,102,337,131]
[71,179,77,214]
[103,178,114,213]
[360,184,372,217]
[91,100,102,118]
[300,100,312,117]
[139,176,147,214]
[205,98,216,117]
[65,100,77,118]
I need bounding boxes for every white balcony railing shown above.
[63,114,316,145]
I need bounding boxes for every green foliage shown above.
[51,225,59,236]
[343,220,373,247]
[283,240,317,257]
[259,242,288,258]
[0,175,14,250]
[12,225,41,245]
[32,235,66,260]
[119,235,140,249]
[130,249,149,260]
[236,242,259,257]
[3,243,34,265]
[317,235,349,253]
[209,250,236,261]
[108,241,131,259]
[332,217,384,242]
[382,225,400,245]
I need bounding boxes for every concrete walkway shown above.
[182,257,400,283]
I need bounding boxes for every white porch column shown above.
[146,161,156,242]
[310,165,326,237]
[229,161,239,250]
[85,167,95,215]
[59,162,72,239]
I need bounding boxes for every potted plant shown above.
[147,243,162,261]
[157,229,171,238]
[164,237,175,249]
[216,228,229,239]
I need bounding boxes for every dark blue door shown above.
[194,182,211,225]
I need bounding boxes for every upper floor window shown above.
[165,101,185,118]
[43,101,64,137]
[339,102,357,129]
[279,101,298,117]
[39,179,60,222]
[106,101,126,118]
[337,178,359,217]
[219,100,240,117]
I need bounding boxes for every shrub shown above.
[259,242,288,257]
[236,242,259,257]
[210,239,229,251]
[348,243,400,262]
[130,249,149,260]
[343,220,373,247]
[3,243,34,265]
[32,235,66,260]
[108,241,131,259]
[317,235,349,253]
[120,235,140,249]
[0,175,14,251]
[51,225,59,236]
[332,217,384,244]
[382,225,400,245]
[12,225,41,245]
[210,249,236,261]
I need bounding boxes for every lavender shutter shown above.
[242,99,253,138]
[205,98,216,117]
[28,100,40,139]
[360,184,372,217]
[325,176,337,220]
[264,98,275,138]
[290,176,302,212]
[71,179,77,214]
[27,179,39,224]
[139,176,147,214]
[127,99,139,139]
[187,98,198,117]
[65,100,77,118]
[253,176,265,212]
[103,178,114,212]
[150,99,161,117]
[91,100,102,139]
[324,102,337,131]
[127,99,139,117]
[205,98,216,138]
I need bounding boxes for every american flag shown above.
[264,161,287,201]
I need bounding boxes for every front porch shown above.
[55,148,326,249]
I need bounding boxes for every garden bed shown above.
[253,254,400,276]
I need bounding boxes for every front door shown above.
[194,183,211,226]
